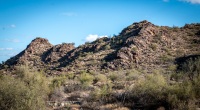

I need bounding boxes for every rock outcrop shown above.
[5,38,53,66]
[43,43,75,63]
[2,20,200,74]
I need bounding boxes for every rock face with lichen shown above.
[2,20,200,74]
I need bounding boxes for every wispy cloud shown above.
[61,12,77,16]
[85,34,108,42]
[179,0,200,4]
[0,48,13,51]
[1,24,16,30]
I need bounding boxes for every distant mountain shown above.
[2,20,200,75]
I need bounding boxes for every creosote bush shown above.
[125,69,141,81]
[0,65,50,110]
[126,72,200,109]
[181,56,200,80]
[131,73,167,104]
[89,81,113,101]
[108,72,125,82]
[94,73,107,83]
[51,75,66,88]
[78,72,94,87]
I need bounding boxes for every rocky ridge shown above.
[2,20,200,74]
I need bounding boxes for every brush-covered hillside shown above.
[0,20,200,110]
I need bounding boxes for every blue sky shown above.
[0,0,200,62]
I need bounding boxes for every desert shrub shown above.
[168,64,177,71]
[131,73,168,104]
[51,75,66,88]
[108,72,125,82]
[126,72,200,109]
[78,72,94,87]
[125,69,141,81]
[170,72,185,81]
[99,84,112,98]
[160,54,173,63]
[50,87,66,101]
[0,75,31,110]
[166,76,200,109]
[112,81,126,90]
[64,83,82,93]
[181,57,200,80]
[94,74,107,83]
[104,44,111,50]
[0,66,50,110]
[90,81,113,102]
[66,72,75,79]
[15,66,50,95]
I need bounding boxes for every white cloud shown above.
[85,34,108,42]
[1,24,16,30]
[6,48,13,50]
[4,39,20,43]
[0,48,13,51]
[10,24,16,28]
[61,12,77,16]
[180,0,200,4]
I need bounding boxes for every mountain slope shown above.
[2,20,200,74]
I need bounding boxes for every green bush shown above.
[78,72,94,87]
[0,75,31,110]
[94,74,107,83]
[108,72,123,82]
[0,66,50,110]
[128,72,200,109]
[125,69,141,81]
[90,82,113,101]
[104,44,111,50]
[166,75,200,109]
[66,72,75,79]
[51,75,66,88]
[131,73,167,104]
[160,54,173,63]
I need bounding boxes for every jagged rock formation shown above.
[43,43,75,63]
[4,38,75,71]
[2,20,200,74]
[5,38,53,66]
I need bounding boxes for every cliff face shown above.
[3,20,200,74]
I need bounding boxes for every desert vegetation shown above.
[0,66,50,110]
[1,56,199,109]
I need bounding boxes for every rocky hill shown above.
[2,20,200,75]
[1,20,200,110]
